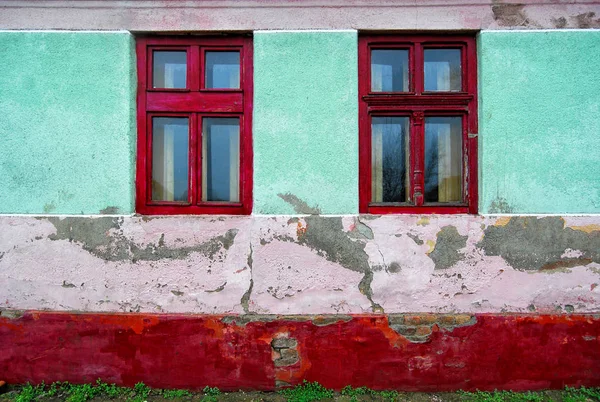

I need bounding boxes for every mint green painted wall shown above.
[479,30,600,214]
[0,32,136,214]
[253,31,358,215]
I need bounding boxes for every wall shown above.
[0,31,136,215]
[1,0,599,31]
[1,4,600,391]
[253,31,358,215]
[478,30,600,214]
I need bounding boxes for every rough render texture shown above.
[2,312,600,391]
[1,214,599,315]
[253,31,358,215]
[1,1,599,30]
[0,31,136,215]
[478,30,600,214]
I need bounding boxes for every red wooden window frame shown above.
[136,36,253,215]
[359,34,478,215]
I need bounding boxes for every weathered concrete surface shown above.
[479,30,600,214]
[1,0,599,30]
[1,215,599,314]
[0,31,136,215]
[1,311,600,391]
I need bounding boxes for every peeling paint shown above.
[477,217,600,271]
[428,226,468,270]
[573,12,600,28]
[47,217,238,262]
[491,1,537,27]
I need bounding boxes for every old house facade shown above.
[1,0,600,391]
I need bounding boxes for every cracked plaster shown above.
[1,215,600,315]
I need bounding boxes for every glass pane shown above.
[205,52,240,89]
[371,50,409,92]
[425,117,462,203]
[424,49,461,92]
[371,117,410,203]
[202,118,240,202]
[153,51,187,89]
[152,117,189,202]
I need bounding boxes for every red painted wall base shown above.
[1,312,599,391]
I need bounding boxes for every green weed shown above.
[161,388,192,399]
[341,385,399,401]
[279,380,334,402]
[201,386,221,402]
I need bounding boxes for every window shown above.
[359,35,478,214]
[136,36,253,215]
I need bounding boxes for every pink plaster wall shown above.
[1,0,599,31]
[1,215,598,315]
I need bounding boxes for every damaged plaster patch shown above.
[297,216,382,312]
[407,233,424,245]
[477,217,600,271]
[46,217,238,262]
[491,0,537,27]
[428,226,468,270]
[278,193,321,215]
[573,12,600,28]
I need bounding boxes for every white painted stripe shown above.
[0,29,131,33]
[480,29,600,33]
[255,29,357,34]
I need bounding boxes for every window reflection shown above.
[153,51,187,89]
[152,117,189,201]
[424,49,461,92]
[424,117,462,202]
[371,50,409,92]
[205,52,240,89]
[371,117,410,203]
[202,118,240,202]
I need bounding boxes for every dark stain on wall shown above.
[477,217,600,271]
[278,193,321,215]
[99,206,121,215]
[46,217,238,262]
[488,196,514,213]
[428,226,468,270]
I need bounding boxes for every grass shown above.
[1,380,599,401]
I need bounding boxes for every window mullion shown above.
[412,111,425,206]
[189,113,198,205]
[190,46,200,91]
[414,42,424,95]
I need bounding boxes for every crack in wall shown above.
[241,242,254,314]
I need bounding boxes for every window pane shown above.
[202,118,240,202]
[205,52,240,89]
[371,50,409,92]
[153,51,187,89]
[425,117,462,203]
[152,117,189,202]
[371,117,410,203]
[424,49,461,92]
